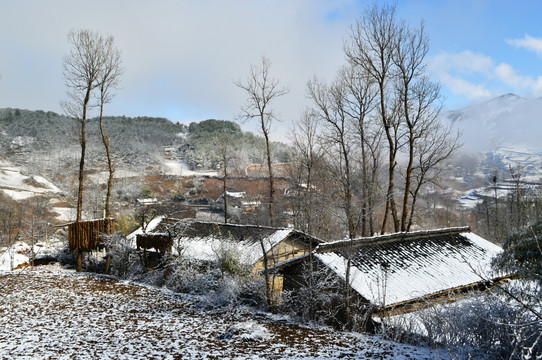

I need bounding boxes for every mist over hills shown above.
[445,93,542,153]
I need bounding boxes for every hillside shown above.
[0,266,457,359]
[0,108,187,174]
[0,108,292,177]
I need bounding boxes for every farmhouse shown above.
[130,217,322,272]
[170,220,322,272]
[277,227,510,326]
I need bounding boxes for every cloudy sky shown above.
[1,0,542,141]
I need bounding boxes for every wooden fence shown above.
[136,233,172,253]
[68,218,115,252]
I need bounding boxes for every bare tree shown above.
[62,29,107,222]
[96,35,123,219]
[22,196,50,270]
[216,133,234,223]
[289,109,324,236]
[345,4,459,233]
[345,3,403,234]
[307,77,357,241]
[307,75,360,328]
[340,64,380,236]
[0,194,22,270]
[236,57,289,227]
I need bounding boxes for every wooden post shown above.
[77,250,83,272]
[105,254,111,274]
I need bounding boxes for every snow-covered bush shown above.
[381,290,541,359]
[198,274,266,310]
[280,260,345,328]
[107,233,144,277]
[164,252,266,310]
[164,256,220,294]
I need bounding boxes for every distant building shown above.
[245,162,300,178]
[136,198,158,206]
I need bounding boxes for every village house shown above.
[276,227,510,328]
[129,219,510,329]
[131,218,322,273]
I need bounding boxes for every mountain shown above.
[445,94,542,152]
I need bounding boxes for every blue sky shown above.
[398,0,542,108]
[1,0,541,140]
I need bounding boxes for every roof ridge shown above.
[174,219,293,232]
[316,226,471,253]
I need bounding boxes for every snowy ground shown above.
[161,159,217,177]
[0,266,453,359]
[0,165,61,201]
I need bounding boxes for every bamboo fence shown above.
[68,218,115,252]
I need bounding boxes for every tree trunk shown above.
[76,87,92,222]
[223,171,228,224]
[263,126,275,227]
[401,129,415,232]
[76,125,86,222]
[99,104,113,219]
[345,256,351,328]
[259,235,272,307]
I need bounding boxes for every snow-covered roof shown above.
[314,228,503,307]
[172,221,320,266]
[126,215,167,246]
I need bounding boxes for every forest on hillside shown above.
[0,108,292,177]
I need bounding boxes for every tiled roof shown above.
[168,220,320,265]
[314,228,503,306]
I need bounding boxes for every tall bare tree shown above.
[96,35,123,219]
[307,75,360,328]
[307,77,357,240]
[62,29,107,222]
[290,109,324,236]
[345,4,459,233]
[340,64,380,236]
[345,3,402,234]
[236,57,289,227]
[392,21,454,232]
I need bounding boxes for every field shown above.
[0,266,450,359]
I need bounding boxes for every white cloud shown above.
[430,51,495,100]
[430,48,542,102]
[494,63,534,89]
[506,34,542,57]
[440,72,493,99]
[431,50,494,75]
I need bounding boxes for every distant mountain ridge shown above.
[0,108,292,179]
[0,108,187,172]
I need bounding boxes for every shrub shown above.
[380,290,542,359]
[106,233,144,278]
